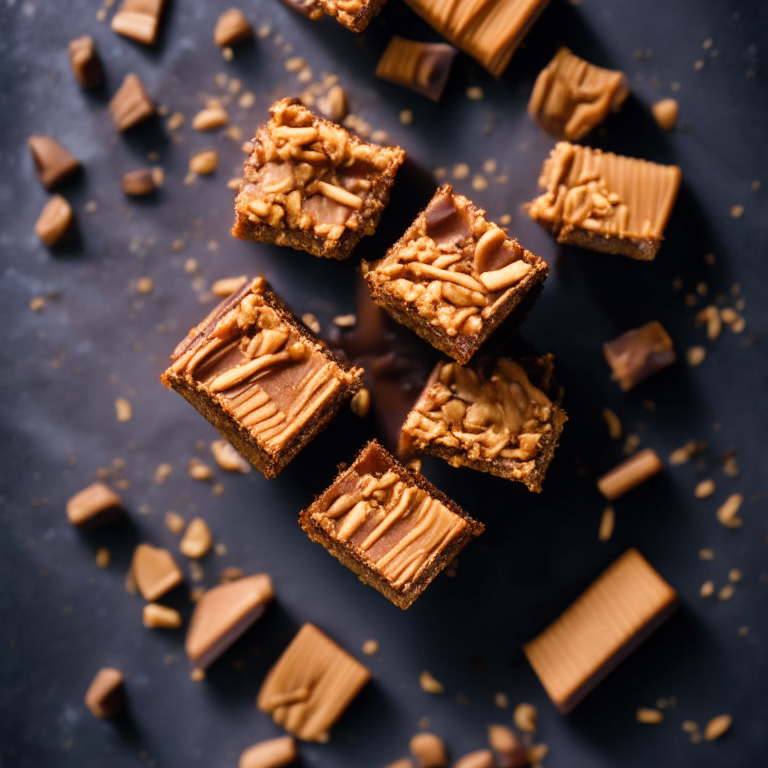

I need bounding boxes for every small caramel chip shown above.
[85,667,125,718]
[68,35,103,87]
[110,74,156,131]
[28,135,81,189]
[214,8,254,47]
[180,518,214,559]
[112,0,166,45]
[143,603,183,629]
[122,169,156,196]
[188,458,213,480]
[115,397,132,422]
[66,482,124,528]
[131,543,184,601]
[409,732,447,768]
[239,736,297,768]
[35,195,74,247]
[186,574,273,669]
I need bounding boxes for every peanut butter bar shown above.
[603,320,676,390]
[257,622,371,742]
[161,277,363,478]
[403,0,550,77]
[524,549,677,713]
[232,99,405,260]
[362,185,548,364]
[529,47,629,141]
[300,440,483,609]
[527,142,681,260]
[399,350,566,492]
[279,0,386,32]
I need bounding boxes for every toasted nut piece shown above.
[188,458,213,480]
[637,707,664,723]
[180,518,213,559]
[110,74,155,131]
[651,99,679,130]
[704,714,732,740]
[189,150,218,175]
[95,548,111,568]
[214,8,253,47]
[239,735,297,768]
[473,226,507,273]
[350,388,371,418]
[131,543,184,601]
[513,702,537,733]
[165,511,186,535]
[85,668,125,718]
[302,313,321,334]
[192,107,230,131]
[317,85,348,122]
[419,670,444,694]
[66,482,124,528]
[69,35,103,87]
[700,580,714,597]
[453,750,494,768]
[597,448,663,500]
[212,276,248,297]
[112,0,166,45]
[716,493,743,529]
[211,439,252,472]
[143,603,183,629]
[122,169,156,195]
[694,478,715,498]
[409,732,447,768]
[477,260,532,292]
[487,724,527,768]
[686,345,706,366]
[316,180,363,209]
[35,195,74,246]
[28,136,81,189]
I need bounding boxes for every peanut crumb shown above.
[466,86,483,100]
[718,584,735,601]
[136,277,154,294]
[730,205,744,218]
[694,59,705,70]
[686,346,706,366]
[482,159,497,174]
[419,671,444,694]
[751,180,761,191]
[190,586,205,602]
[699,548,715,561]
[623,433,641,455]
[115,398,132,422]
[453,163,470,180]
[165,511,185,535]
[189,150,218,175]
[191,668,206,682]
[95,548,111,568]
[694,479,715,498]
[210,439,250,472]
[239,91,255,109]
[700,580,714,598]
[399,109,413,125]
[513,702,537,733]
[636,707,664,724]
[154,463,172,484]
[350,388,371,418]
[211,276,248,297]
[406,458,422,473]
[728,569,742,583]
[167,112,184,131]
[598,506,615,542]
[180,518,213,559]
[527,744,548,763]
[434,167,447,179]
[285,56,305,72]
[362,639,379,656]
[212,482,224,496]
[704,714,731,741]
[222,47,234,61]
[188,458,213,481]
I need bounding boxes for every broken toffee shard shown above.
[257,623,371,742]
[398,348,567,493]
[527,142,681,260]
[232,98,405,260]
[362,185,548,365]
[300,440,483,609]
[161,276,363,478]
[528,47,629,141]
[524,549,678,713]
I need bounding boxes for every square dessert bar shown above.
[161,276,363,478]
[527,142,681,260]
[257,622,371,742]
[528,47,629,141]
[361,185,548,365]
[300,440,484,609]
[281,0,386,32]
[232,98,405,260]
[524,549,678,713]
[398,350,567,492]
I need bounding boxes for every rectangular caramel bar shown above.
[232,98,405,260]
[161,276,363,478]
[398,349,566,492]
[403,0,550,77]
[602,320,676,390]
[361,185,548,365]
[280,0,386,32]
[528,47,628,141]
[300,440,483,609]
[523,549,678,713]
[257,623,371,742]
[527,142,681,260]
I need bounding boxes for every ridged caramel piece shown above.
[404,0,550,77]
[111,0,166,45]
[528,47,628,141]
[524,549,677,713]
[257,623,371,742]
[375,37,457,102]
[527,142,681,260]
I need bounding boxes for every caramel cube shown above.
[300,440,483,609]
[523,549,677,713]
[603,320,676,390]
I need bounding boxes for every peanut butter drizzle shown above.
[528,142,681,240]
[528,47,628,141]
[401,358,553,477]
[314,466,467,590]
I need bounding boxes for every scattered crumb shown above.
[598,506,615,542]
[136,277,154,294]
[453,163,470,180]
[399,109,413,125]
[513,702,537,733]
[214,543,227,556]
[636,707,664,724]
[694,479,715,499]
[165,511,186,535]
[472,175,488,191]
[494,692,509,709]
[499,214,511,226]
[694,59,705,70]
[95,548,111,568]
[482,159,497,174]
[155,463,173,484]
[212,483,225,496]
[729,569,742,583]
[222,47,234,61]
[188,458,213,481]
[30,297,45,311]
[527,744,548,763]
[682,720,699,733]
[716,494,743,528]
[115,398,132,422]
[332,314,356,328]
[350,388,370,418]
[285,56,305,72]
[418,717,431,730]
[434,167,447,179]
[210,440,251,473]
[623,433,641,455]
[730,205,744,219]
[699,548,715,561]
[167,112,184,131]
[601,408,622,439]
[687,346,706,366]
[466,86,483,100]
[419,671,444,694]
[362,639,379,656]
[220,567,244,583]
[651,99,679,130]
[700,580,714,598]
[191,668,206,682]
[690,731,703,744]
[718,584,735,601]
[704,715,731,741]
[751,180,761,191]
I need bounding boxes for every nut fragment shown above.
[716,493,743,529]
[35,195,74,246]
[68,35,103,87]
[704,714,732,741]
[189,150,218,175]
[409,732,447,768]
[419,670,444,694]
[122,169,156,195]
[302,313,321,334]
[143,603,183,629]
[651,98,679,130]
[96,548,111,568]
[214,8,253,46]
[192,107,229,131]
[66,482,124,528]
[513,702,537,733]
[597,448,663,500]
[317,85,348,122]
[28,135,81,189]
[694,478,715,498]
[211,276,248,297]
[84,668,125,718]
[239,736,297,768]
[487,725,526,768]
[333,313,357,327]
[180,518,214,559]
[112,0,166,45]
[700,580,714,597]
[188,458,213,480]
[211,439,251,472]
[110,74,156,131]
[636,707,664,723]
[686,345,706,366]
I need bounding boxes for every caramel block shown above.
[300,440,483,609]
[110,74,155,131]
[257,623,371,741]
[597,448,663,500]
[185,574,274,669]
[130,544,184,601]
[603,321,676,390]
[66,482,124,528]
[161,276,363,478]
[529,47,628,141]
[375,37,457,102]
[279,0,386,32]
[68,35,103,88]
[362,185,548,364]
[527,142,681,261]
[403,0,550,77]
[399,351,566,493]
[232,99,404,260]
[27,136,81,189]
[85,667,125,718]
[111,0,166,45]
[523,548,678,713]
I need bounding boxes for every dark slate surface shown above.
[1,0,767,766]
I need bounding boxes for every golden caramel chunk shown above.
[130,544,184,601]
[112,0,166,45]
[110,74,156,131]
[651,98,679,130]
[84,668,125,718]
[28,136,81,189]
[66,482,124,528]
[214,8,253,47]
[34,195,74,247]
[68,35,103,87]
